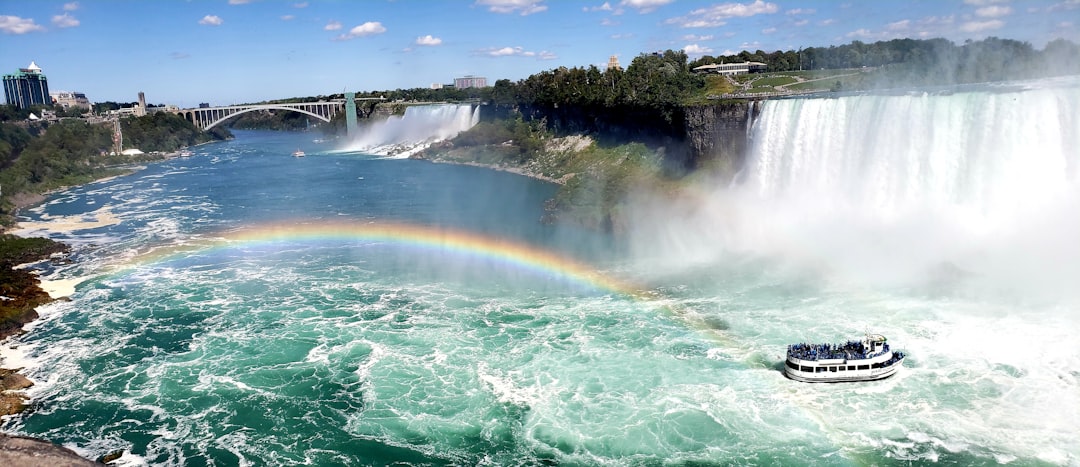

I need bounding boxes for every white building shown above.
[50,91,91,110]
[693,61,767,76]
[453,76,487,89]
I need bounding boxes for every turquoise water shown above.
[6,89,1080,466]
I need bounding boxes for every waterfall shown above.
[339,104,480,158]
[742,83,1079,230]
[731,78,1080,290]
[625,77,1080,294]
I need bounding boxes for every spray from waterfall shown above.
[624,77,1080,297]
[337,104,480,158]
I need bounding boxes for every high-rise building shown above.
[3,61,51,109]
[453,76,487,89]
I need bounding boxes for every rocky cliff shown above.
[683,100,757,179]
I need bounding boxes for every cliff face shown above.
[683,100,756,179]
[482,100,757,180]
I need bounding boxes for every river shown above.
[3,89,1079,465]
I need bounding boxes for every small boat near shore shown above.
[292,149,305,157]
[785,333,905,383]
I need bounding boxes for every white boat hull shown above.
[784,355,904,383]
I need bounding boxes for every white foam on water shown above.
[336,104,479,157]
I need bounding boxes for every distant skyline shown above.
[1,0,1077,108]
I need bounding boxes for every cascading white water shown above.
[339,104,480,158]
[625,78,1080,296]
[734,78,1080,291]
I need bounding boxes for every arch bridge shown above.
[177,97,384,130]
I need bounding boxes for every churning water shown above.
[337,104,480,158]
[5,87,1080,466]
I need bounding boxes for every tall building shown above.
[135,91,147,117]
[607,55,621,71]
[453,76,487,89]
[3,61,51,109]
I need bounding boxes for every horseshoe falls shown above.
[4,78,1080,466]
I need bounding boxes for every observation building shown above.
[692,61,768,76]
[3,61,51,109]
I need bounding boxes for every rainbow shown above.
[101,220,736,343]
[116,220,646,297]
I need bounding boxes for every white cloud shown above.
[199,15,223,26]
[975,5,1012,17]
[818,18,835,26]
[886,19,910,31]
[294,2,309,7]
[416,34,442,46]
[963,0,1008,5]
[475,0,548,16]
[960,19,1004,32]
[846,28,874,39]
[324,20,342,31]
[682,34,714,41]
[786,8,815,15]
[0,15,45,34]
[281,15,295,21]
[52,13,79,28]
[683,43,714,55]
[601,17,620,26]
[762,26,776,34]
[793,19,809,26]
[52,13,78,28]
[63,2,79,11]
[171,52,190,60]
[1047,0,1080,12]
[666,0,779,28]
[336,21,387,40]
[482,46,554,59]
[611,32,633,39]
[620,0,674,13]
[228,0,250,4]
[584,2,613,12]
[918,15,954,26]
[489,46,522,56]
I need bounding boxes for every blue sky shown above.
[1,0,1077,108]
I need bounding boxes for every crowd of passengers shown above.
[787,340,890,361]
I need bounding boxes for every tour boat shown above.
[784,333,905,383]
[292,149,305,157]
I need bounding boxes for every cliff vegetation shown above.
[0,112,229,227]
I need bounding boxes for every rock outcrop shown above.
[0,434,101,466]
[683,100,757,178]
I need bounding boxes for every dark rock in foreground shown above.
[0,434,100,466]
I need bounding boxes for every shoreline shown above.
[413,155,571,185]
[0,162,144,418]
